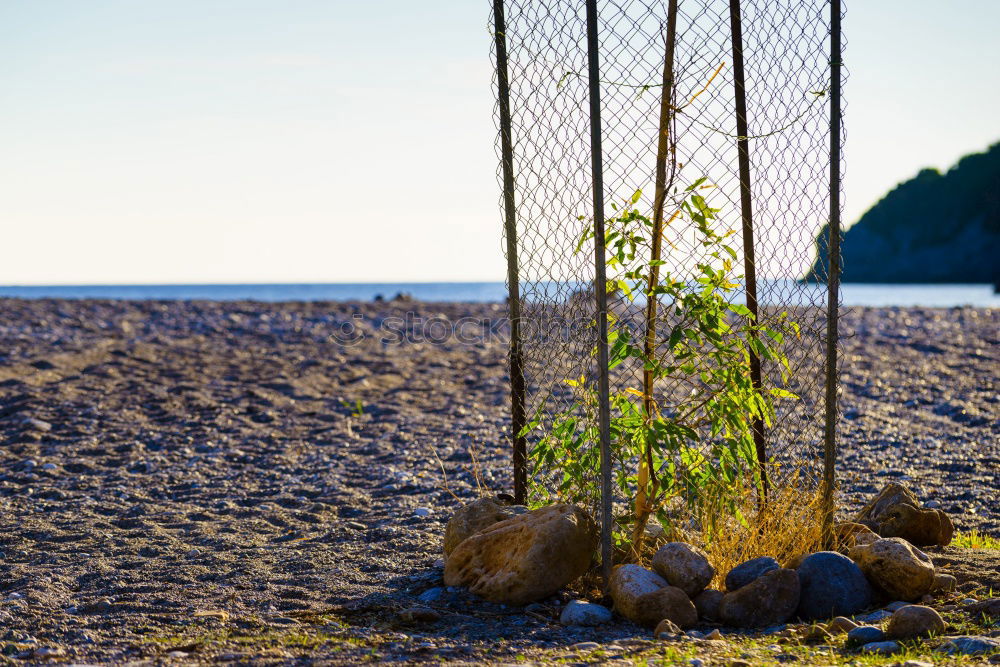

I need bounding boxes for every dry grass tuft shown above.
[699,471,828,589]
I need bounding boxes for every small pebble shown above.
[827,616,858,633]
[848,625,885,644]
[703,628,723,640]
[560,600,612,626]
[417,587,444,603]
[856,609,893,623]
[23,418,52,432]
[861,640,900,655]
[346,521,366,530]
[936,635,1000,655]
[32,646,64,659]
[569,642,600,651]
[398,606,440,623]
[413,507,432,517]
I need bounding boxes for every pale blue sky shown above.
[1,0,997,284]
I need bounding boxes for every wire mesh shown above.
[493,0,843,532]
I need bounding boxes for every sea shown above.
[0,282,996,307]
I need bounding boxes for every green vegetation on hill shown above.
[806,142,1000,285]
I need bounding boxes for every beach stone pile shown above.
[438,483,994,659]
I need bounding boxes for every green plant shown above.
[341,398,365,418]
[951,529,1000,550]
[523,181,799,559]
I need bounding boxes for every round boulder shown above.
[796,551,873,620]
[885,604,945,639]
[694,589,724,621]
[651,542,715,598]
[609,564,668,623]
[725,556,780,592]
[718,567,800,628]
[849,537,935,601]
[608,564,696,628]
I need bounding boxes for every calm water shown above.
[0,282,996,307]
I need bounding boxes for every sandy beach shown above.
[0,298,996,663]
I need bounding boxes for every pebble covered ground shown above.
[0,298,996,664]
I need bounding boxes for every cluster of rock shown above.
[442,483,963,609]
[609,545,878,631]
[603,484,958,631]
[429,486,999,660]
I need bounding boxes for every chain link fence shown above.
[492,0,844,561]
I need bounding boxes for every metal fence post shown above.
[584,0,614,585]
[822,0,843,545]
[492,0,528,505]
[728,0,768,500]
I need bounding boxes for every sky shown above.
[0,0,997,285]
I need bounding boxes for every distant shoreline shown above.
[0,282,997,307]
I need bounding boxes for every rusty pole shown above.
[822,0,843,545]
[492,0,528,504]
[728,0,769,500]
[584,0,614,585]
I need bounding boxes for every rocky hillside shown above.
[805,142,1000,285]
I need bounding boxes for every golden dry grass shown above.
[698,471,828,588]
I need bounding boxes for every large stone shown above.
[609,564,668,622]
[718,568,800,628]
[443,497,521,556]
[796,551,873,620]
[877,502,954,547]
[855,482,921,524]
[608,565,696,628]
[886,605,946,639]
[694,589,724,621]
[651,542,715,598]
[849,537,936,601]
[854,482,953,546]
[725,556,780,592]
[444,504,597,605]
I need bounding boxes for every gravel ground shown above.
[0,298,996,664]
